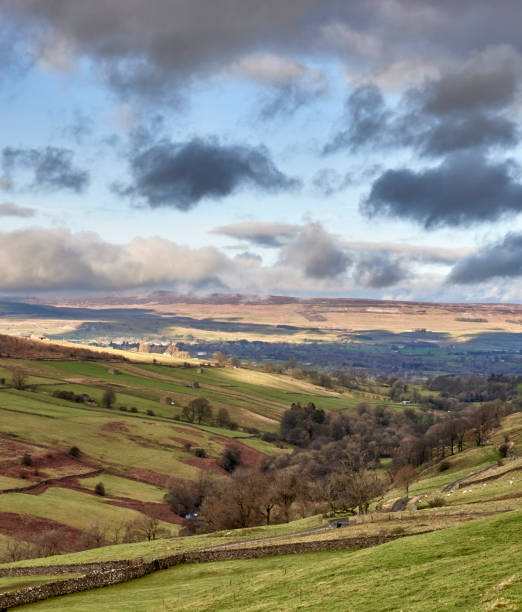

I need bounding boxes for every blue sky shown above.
[1,1,522,301]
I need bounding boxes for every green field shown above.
[0,354,396,563]
[15,509,522,611]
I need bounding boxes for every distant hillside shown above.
[0,334,123,362]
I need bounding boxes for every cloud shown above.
[343,241,473,264]
[0,201,35,218]
[114,137,299,210]
[362,152,522,228]
[212,221,300,247]
[420,113,518,156]
[353,254,410,288]
[0,227,229,291]
[325,46,522,158]
[323,84,393,154]
[61,110,94,145]
[311,169,351,196]
[1,147,89,193]
[279,223,351,278]
[416,47,519,115]
[448,232,522,283]
[232,53,328,119]
[0,225,487,297]
[7,2,522,102]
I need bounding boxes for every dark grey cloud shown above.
[448,233,522,284]
[0,201,35,218]
[353,254,410,289]
[0,2,363,99]
[6,1,522,101]
[115,138,299,210]
[212,221,300,247]
[419,57,518,116]
[323,84,393,154]
[362,152,522,229]
[2,146,89,193]
[279,223,351,278]
[421,113,518,156]
[326,53,521,158]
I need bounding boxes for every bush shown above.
[119,406,128,412]
[218,447,241,472]
[94,482,106,496]
[194,448,207,458]
[130,407,138,413]
[146,409,155,416]
[21,453,32,466]
[438,460,451,472]
[498,442,510,458]
[102,388,116,409]
[261,432,280,443]
[69,446,81,458]
[425,496,446,508]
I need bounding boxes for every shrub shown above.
[69,446,81,458]
[438,460,451,472]
[261,432,280,443]
[218,447,241,472]
[130,407,138,413]
[94,482,106,496]
[498,442,510,458]
[119,406,128,412]
[102,388,116,409]
[146,409,155,416]
[21,453,32,466]
[194,448,207,458]
[426,496,446,508]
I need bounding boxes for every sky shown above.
[1,1,522,302]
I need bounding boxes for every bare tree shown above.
[11,368,27,390]
[393,464,417,497]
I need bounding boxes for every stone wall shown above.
[0,533,416,609]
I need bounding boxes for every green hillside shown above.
[0,354,395,561]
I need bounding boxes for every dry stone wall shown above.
[0,532,419,609]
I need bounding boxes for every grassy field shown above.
[0,404,520,609]
[15,509,522,611]
[0,353,395,561]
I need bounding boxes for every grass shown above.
[0,515,327,568]
[0,489,177,538]
[15,509,522,611]
[80,474,166,503]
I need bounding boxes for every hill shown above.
[0,334,123,362]
[0,340,396,565]
[1,295,521,376]
[1,411,521,610]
